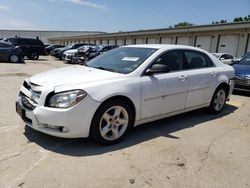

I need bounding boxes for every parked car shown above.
[55,43,91,60]
[98,45,119,53]
[1,37,46,60]
[231,52,250,65]
[212,53,235,65]
[0,41,23,63]
[50,47,64,56]
[16,45,235,145]
[45,45,65,54]
[232,52,250,91]
[72,45,118,64]
[61,45,92,63]
[72,45,100,64]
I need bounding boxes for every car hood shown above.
[29,65,122,87]
[64,49,77,54]
[233,64,250,76]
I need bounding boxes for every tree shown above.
[212,20,227,24]
[234,17,243,22]
[174,22,193,28]
[244,15,250,21]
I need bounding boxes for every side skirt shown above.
[134,103,210,127]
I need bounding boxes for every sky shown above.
[0,0,249,32]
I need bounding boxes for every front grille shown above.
[21,95,37,110]
[20,80,41,111]
[66,55,73,59]
[234,78,250,86]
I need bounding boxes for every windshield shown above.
[239,54,250,65]
[86,47,157,74]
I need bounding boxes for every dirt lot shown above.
[0,56,249,188]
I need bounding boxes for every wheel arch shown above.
[212,82,230,101]
[90,95,136,135]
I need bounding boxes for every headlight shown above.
[48,90,87,108]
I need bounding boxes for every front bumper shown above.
[72,56,85,64]
[234,76,250,92]
[16,81,101,138]
[228,79,235,98]
[62,54,73,62]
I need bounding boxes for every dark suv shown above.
[2,37,46,60]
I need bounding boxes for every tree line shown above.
[172,15,250,28]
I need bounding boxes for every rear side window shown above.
[153,51,183,72]
[19,39,30,45]
[221,54,233,59]
[184,51,214,69]
[4,38,17,44]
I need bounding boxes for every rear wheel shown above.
[91,99,134,145]
[208,87,227,114]
[28,51,39,60]
[9,54,20,63]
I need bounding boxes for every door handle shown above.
[179,75,187,81]
[211,71,217,76]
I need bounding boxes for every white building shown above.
[49,22,250,57]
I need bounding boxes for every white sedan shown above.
[212,53,235,65]
[16,45,235,145]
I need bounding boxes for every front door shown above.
[140,50,188,119]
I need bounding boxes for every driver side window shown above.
[153,51,182,72]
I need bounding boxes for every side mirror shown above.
[145,64,170,75]
[219,57,225,60]
[229,60,239,65]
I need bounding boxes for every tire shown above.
[9,54,20,63]
[208,87,228,114]
[28,52,39,60]
[90,99,134,145]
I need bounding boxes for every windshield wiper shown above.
[93,66,116,72]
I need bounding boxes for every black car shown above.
[1,37,46,60]
[45,44,65,54]
[0,42,23,63]
[98,45,119,53]
[55,43,91,60]
[72,45,118,64]
[72,45,100,64]
[50,47,64,56]
[232,52,250,92]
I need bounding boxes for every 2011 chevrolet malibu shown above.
[16,45,235,145]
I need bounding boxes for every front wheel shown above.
[90,99,134,145]
[9,54,20,63]
[208,87,227,114]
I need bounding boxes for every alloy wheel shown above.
[99,106,129,141]
[214,89,226,111]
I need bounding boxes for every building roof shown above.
[49,21,250,41]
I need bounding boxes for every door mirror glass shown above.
[145,64,170,75]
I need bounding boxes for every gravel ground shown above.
[0,56,249,188]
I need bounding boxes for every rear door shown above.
[182,50,216,108]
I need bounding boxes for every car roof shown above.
[124,44,207,51]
